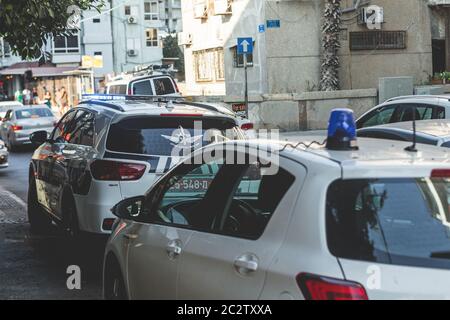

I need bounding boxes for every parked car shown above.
[356,95,450,129]
[0,101,24,123]
[0,106,56,151]
[104,109,450,300]
[106,72,180,97]
[27,96,245,237]
[0,140,8,169]
[358,119,450,147]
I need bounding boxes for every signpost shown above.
[237,37,253,119]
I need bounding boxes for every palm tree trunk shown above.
[319,0,342,91]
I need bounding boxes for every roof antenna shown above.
[405,105,418,153]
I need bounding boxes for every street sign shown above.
[267,20,281,28]
[237,37,253,55]
[258,24,265,33]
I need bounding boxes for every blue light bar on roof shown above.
[81,94,127,101]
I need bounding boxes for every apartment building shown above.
[180,0,443,96]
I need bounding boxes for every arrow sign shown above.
[237,37,253,55]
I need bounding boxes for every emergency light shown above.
[326,108,358,151]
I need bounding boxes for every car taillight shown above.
[174,80,180,93]
[241,123,254,131]
[90,160,146,181]
[431,169,450,178]
[297,273,368,300]
[11,125,23,131]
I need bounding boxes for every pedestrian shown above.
[44,90,52,109]
[22,87,31,105]
[60,87,69,114]
[14,89,23,104]
[32,87,39,105]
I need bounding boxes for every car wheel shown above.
[64,195,81,239]
[27,177,52,234]
[6,136,15,152]
[104,261,127,300]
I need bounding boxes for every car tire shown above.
[27,177,52,234]
[64,194,81,239]
[104,260,128,300]
[6,136,15,152]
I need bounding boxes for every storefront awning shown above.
[0,62,78,77]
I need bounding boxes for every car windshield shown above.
[327,178,450,270]
[15,108,53,119]
[106,117,239,156]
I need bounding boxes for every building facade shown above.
[180,0,445,97]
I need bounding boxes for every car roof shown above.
[385,95,450,104]
[359,119,450,139]
[13,105,52,111]
[79,99,237,120]
[0,101,23,106]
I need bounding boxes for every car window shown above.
[416,105,434,120]
[153,77,176,95]
[359,106,397,128]
[65,110,95,147]
[154,162,224,228]
[132,80,153,95]
[3,110,12,121]
[15,108,53,119]
[51,110,77,142]
[436,106,446,119]
[106,117,239,156]
[219,163,295,240]
[109,85,126,95]
[327,178,450,270]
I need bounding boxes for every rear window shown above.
[106,117,239,156]
[109,85,127,95]
[15,108,53,119]
[327,178,450,270]
[154,77,176,95]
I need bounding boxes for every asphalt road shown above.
[0,146,104,300]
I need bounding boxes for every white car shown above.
[0,140,8,169]
[356,95,450,129]
[27,95,245,236]
[106,73,181,97]
[0,101,23,123]
[103,109,450,300]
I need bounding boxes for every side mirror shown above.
[30,130,48,145]
[111,196,146,219]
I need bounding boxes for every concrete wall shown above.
[189,88,378,131]
[339,0,433,89]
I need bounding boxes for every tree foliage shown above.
[163,34,185,75]
[0,0,102,60]
[319,0,342,91]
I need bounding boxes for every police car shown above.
[27,95,245,237]
[104,109,450,300]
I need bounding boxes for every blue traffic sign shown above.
[267,20,281,28]
[237,37,253,55]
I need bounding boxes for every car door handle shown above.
[234,255,259,273]
[166,241,182,259]
[123,233,138,240]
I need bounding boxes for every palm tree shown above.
[319,0,342,91]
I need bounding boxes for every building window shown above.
[232,46,253,68]
[1,41,11,57]
[144,1,159,21]
[193,47,225,82]
[350,31,407,51]
[94,51,102,56]
[146,28,159,47]
[93,18,101,23]
[54,31,80,54]
[125,5,131,15]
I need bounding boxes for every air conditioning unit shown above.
[127,16,138,24]
[127,49,138,57]
[178,32,193,46]
[194,2,208,19]
[358,6,384,26]
[214,0,232,15]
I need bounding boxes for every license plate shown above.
[171,178,212,193]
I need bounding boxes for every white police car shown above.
[104,109,450,300]
[27,95,245,237]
